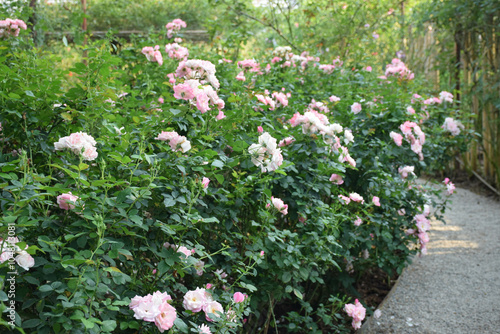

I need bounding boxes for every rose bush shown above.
[0,16,470,334]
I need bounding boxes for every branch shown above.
[227,3,303,53]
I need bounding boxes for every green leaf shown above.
[293,289,303,300]
[81,318,95,329]
[282,272,292,283]
[211,160,224,168]
[214,174,224,184]
[22,319,41,328]
[101,320,117,332]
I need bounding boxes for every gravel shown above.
[359,186,500,334]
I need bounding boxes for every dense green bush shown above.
[0,16,469,334]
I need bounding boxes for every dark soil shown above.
[355,267,398,309]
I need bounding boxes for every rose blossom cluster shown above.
[165,43,189,60]
[338,192,364,205]
[384,58,414,80]
[54,131,98,161]
[141,45,163,65]
[130,291,176,332]
[399,165,414,179]
[267,196,288,215]
[344,299,366,329]
[443,177,456,195]
[236,59,262,81]
[183,288,224,322]
[439,91,454,103]
[155,131,191,153]
[442,117,464,136]
[308,99,330,113]
[248,132,283,172]
[165,18,187,38]
[405,206,432,255]
[318,57,343,74]
[171,59,226,119]
[0,18,27,38]
[0,237,35,271]
[389,121,425,160]
[289,110,356,167]
[254,88,290,110]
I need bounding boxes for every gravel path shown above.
[359,186,500,334]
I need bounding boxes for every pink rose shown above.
[372,196,380,206]
[57,192,79,210]
[202,177,210,189]
[154,302,177,332]
[329,174,344,185]
[203,300,223,322]
[15,251,35,271]
[233,292,246,303]
[351,102,362,114]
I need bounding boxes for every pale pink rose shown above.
[338,194,351,204]
[443,177,450,185]
[270,196,288,215]
[131,294,161,322]
[372,196,380,206]
[15,251,34,271]
[349,192,364,204]
[329,174,344,185]
[196,92,211,113]
[446,182,455,195]
[183,288,207,313]
[236,71,246,81]
[257,126,263,133]
[439,91,453,103]
[202,177,210,189]
[364,66,372,72]
[173,83,195,100]
[260,251,265,257]
[215,110,226,120]
[198,324,212,334]
[233,292,246,303]
[399,166,414,178]
[389,131,403,146]
[203,300,223,322]
[0,252,11,263]
[278,137,295,147]
[57,192,79,210]
[407,106,415,114]
[329,95,341,102]
[354,217,362,226]
[351,102,362,114]
[154,302,177,332]
[81,145,98,161]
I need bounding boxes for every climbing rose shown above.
[372,196,380,206]
[270,196,288,215]
[183,288,208,313]
[344,299,366,330]
[399,166,414,178]
[349,192,364,204]
[57,192,79,210]
[202,177,210,189]
[354,217,362,226]
[233,292,246,303]
[351,102,362,114]
[390,131,403,146]
[203,300,224,322]
[198,324,211,334]
[329,174,344,185]
[15,251,35,271]
[154,302,177,332]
